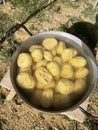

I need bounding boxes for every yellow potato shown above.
[31,48,43,62]
[16,72,35,90]
[61,48,74,62]
[51,49,57,56]
[30,90,42,106]
[74,67,89,79]
[29,45,43,53]
[55,79,74,95]
[53,94,71,109]
[42,38,58,50]
[16,37,90,110]
[35,67,53,85]
[44,50,53,61]
[47,61,60,77]
[54,74,61,80]
[44,81,55,90]
[18,67,32,75]
[56,41,66,55]
[35,59,48,69]
[61,63,73,79]
[41,89,53,108]
[31,64,36,70]
[74,79,86,94]
[69,48,78,56]
[36,81,45,90]
[17,53,32,68]
[69,56,87,68]
[53,56,62,66]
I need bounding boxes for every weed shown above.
[0,93,5,105]
[57,24,67,32]
[6,0,48,22]
[62,115,70,121]
[67,16,82,23]
[0,49,12,62]
[0,121,3,130]
[0,12,14,36]
[84,117,98,130]
[82,4,97,22]
[62,0,79,9]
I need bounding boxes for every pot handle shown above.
[6,23,33,51]
[79,106,98,122]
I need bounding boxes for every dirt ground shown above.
[0,0,98,130]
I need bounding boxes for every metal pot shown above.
[6,24,98,121]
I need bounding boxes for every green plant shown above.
[67,16,82,23]
[62,0,79,9]
[0,12,14,36]
[6,0,49,22]
[81,4,97,22]
[57,24,67,32]
[0,121,3,130]
[84,118,98,130]
[0,93,5,105]
[0,50,12,62]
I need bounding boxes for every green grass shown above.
[0,12,14,37]
[57,24,67,32]
[0,49,12,62]
[62,0,80,9]
[0,0,56,39]
[84,118,98,130]
[6,0,49,22]
[67,16,82,23]
[82,4,97,22]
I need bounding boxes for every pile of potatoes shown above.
[16,38,89,110]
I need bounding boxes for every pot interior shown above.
[10,31,96,113]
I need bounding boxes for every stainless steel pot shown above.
[6,24,98,121]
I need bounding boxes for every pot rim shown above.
[10,31,98,113]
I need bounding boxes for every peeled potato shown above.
[16,37,90,110]
[53,56,62,66]
[36,81,45,90]
[69,48,78,56]
[61,63,73,79]
[18,67,32,74]
[29,45,43,53]
[61,48,74,62]
[74,67,89,79]
[44,50,53,61]
[31,64,36,70]
[41,89,53,108]
[56,41,66,55]
[35,59,48,69]
[31,48,43,62]
[30,90,42,106]
[47,61,60,77]
[55,79,74,95]
[53,94,71,109]
[54,74,60,80]
[16,72,35,90]
[17,53,32,68]
[69,56,87,68]
[44,81,55,90]
[51,49,57,56]
[74,79,86,94]
[35,67,53,85]
[42,38,58,50]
